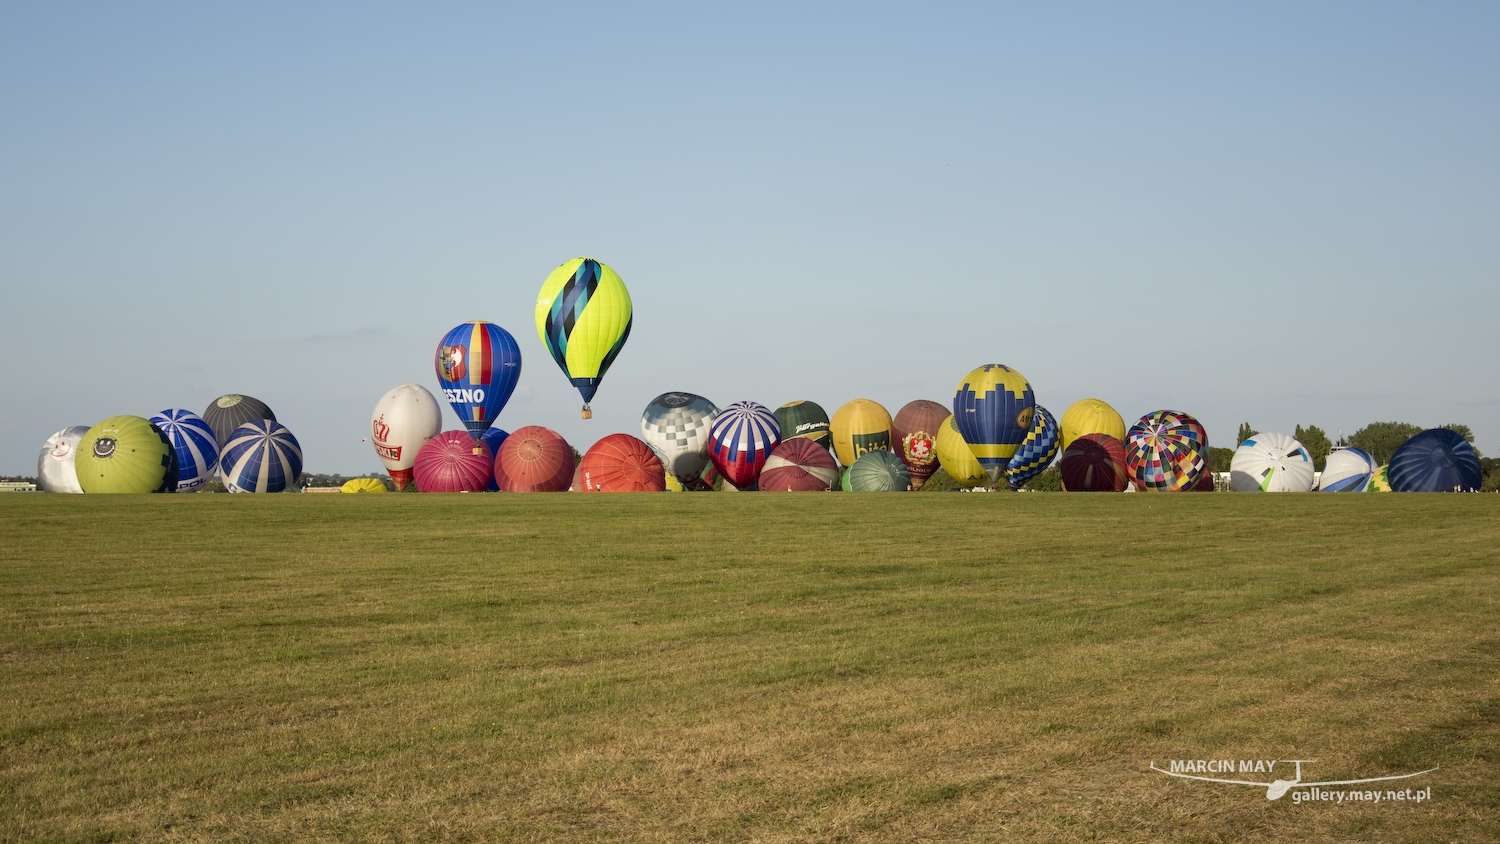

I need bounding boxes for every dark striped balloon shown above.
[759,437,839,491]
[220,420,302,493]
[414,431,494,493]
[1388,428,1483,492]
[1059,433,1128,492]
[202,394,275,451]
[707,401,781,490]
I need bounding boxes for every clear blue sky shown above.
[3,2,1497,475]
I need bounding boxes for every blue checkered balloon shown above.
[1006,405,1060,489]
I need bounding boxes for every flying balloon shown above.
[774,401,832,450]
[952,365,1035,482]
[1059,433,1128,492]
[414,431,494,493]
[1388,428,1483,492]
[759,438,840,491]
[640,392,720,489]
[535,258,633,418]
[220,420,302,493]
[1007,405,1060,489]
[75,416,179,494]
[495,426,574,492]
[1124,410,1208,492]
[37,426,90,494]
[847,451,911,492]
[1059,398,1126,452]
[150,409,219,492]
[891,400,948,489]
[707,401,781,490]
[371,383,444,490]
[202,395,275,451]
[576,434,667,492]
[830,399,892,467]
[935,414,988,486]
[1318,447,1378,492]
[1229,432,1316,492]
[434,321,522,438]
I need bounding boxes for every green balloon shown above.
[847,451,911,492]
[75,416,177,494]
[774,400,831,449]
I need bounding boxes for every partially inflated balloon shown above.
[1059,399,1126,452]
[1367,464,1391,492]
[341,478,387,493]
[1059,433,1128,492]
[495,426,573,492]
[76,416,179,494]
[707,401,780,490]
[536,258,632,418]
[830,399,891,467]
[1319,447,1377,492]
[847,451,911,492]
[221,420,302,493]
[480,427,510,492]
[935,414,988,485]
[203,395,275,451]
[414,431,493,493]
[37,426,90,494]
[892,400,948,489]
[434,321,522,437]
[1230,433,1316,492]
[953,365,1035,479]
[576,434,666,492]
[1124,410,1207,492]
[371,383,443,490]
[759,438,840,491]
[1388,429,1483,492]
[641,393,719,488]
[150,409,219,492]
[1007,405,1060,489]
[774,401,832,450]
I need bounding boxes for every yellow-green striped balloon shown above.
[535,258,633,418]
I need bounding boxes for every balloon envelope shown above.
[1230,432,1315,492]
[774,401,832,450]
[1059,433,1128,492]
[341,478,387,493]
[707,401,781,490]
[480,427,510,492]
[576,434,666,492]
[1388,428,1483,492]
[413,430,493,493]
[1125,410,1208,492]
[847,451,911,492]
[221,420,302,493]
[1319,447,1377,492]
[952,365,1035,476]
[891,400,948,489]
[76,416,179,494]
[434,321,522,438]
[1007,405,1060,489]
[150,409,219,492]
[830,399,892,467]
[1059,398,1126,452]
[372,383,444,490]
[759,437,840,491]
[202,395,275,451]
[935,414,988,486]
[535,258,632,417]
[641,392,720,487]
[495,426,574,492]
[1367,464,1392,492]
[37,426,90,494]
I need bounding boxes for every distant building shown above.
[0,481,38,492]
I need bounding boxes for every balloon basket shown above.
[581,405,593,419]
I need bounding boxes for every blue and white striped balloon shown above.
[706,401,781,489]
[221,420,303,493]
[150,409,220,492]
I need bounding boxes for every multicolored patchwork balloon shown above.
[1006,405,1060,489]
[535,258,632,419]
[1124,410,1208,492]
[434,321,522,438]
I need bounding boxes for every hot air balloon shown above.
[37,426,90,494]
[1124,410,1208,493]
[575,434,666,492]
[1229,432,1316,492]
[535,258,632,419]
[1059,433,1128,492]
[1388,429,1483,492]
[1059,398,1127,452]
[202,395,275,451]
[1367,464,1392,492]
[371,383,443,490]
[935,414,989,486]
[774,401,832,450]
[434,321,522,437]
[759,438,840,491]
[149,409,219,492]
[847,451,911,492]
[480,427,511,491]
[495,426,574,492]
[75,416,179,494]
[341,477,387,493]
[1007,405,1060,489]
[707,401,780,490]
[413,431,493,493]
[1318,447,1378,492]
[641,393,720,489]
[891,400,948,489]
[830,399,892,467]
[952,365,1035,483]
[220,420,303,493]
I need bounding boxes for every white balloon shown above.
[1230,432,1316,492]
[640,392,720,486]
[1318,447,1378,492]
[37,426,90,494]
[371,384,442,490]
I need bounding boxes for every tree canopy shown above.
[1349,422,1423,466]
[1236,423,1256,447]
[1294,424,1332,471]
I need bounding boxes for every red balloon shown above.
[759,438,839,491]
[1059,433,1128,492]
[413,430,493,493]
[495,426,573,492]
[891,400,948,489]
[576,434,666,492]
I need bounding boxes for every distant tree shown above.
[1441,423,1482,458]
[1349,422,1423,466]
[1237,423,1256,447]
[1021,468,1062,492]
[1207,447,1235,473]
[1294,424,1332,471]
[917,467,991,492]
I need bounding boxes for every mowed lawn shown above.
[1,493,1497,843]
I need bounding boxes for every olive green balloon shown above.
[76,416,177,494]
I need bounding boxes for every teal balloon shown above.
[847,451,911,492]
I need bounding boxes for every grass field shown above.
[1,493,1497,842]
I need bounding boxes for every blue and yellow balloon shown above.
[953,364,1036,484]
[536,258,632,418]
[1006,405,1060,489]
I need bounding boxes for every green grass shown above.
[1,493,1497,842]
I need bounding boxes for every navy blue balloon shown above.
[1388,428,1482,492]
[481,427,510,492]
[434,321,522,437]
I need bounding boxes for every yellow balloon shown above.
[936,414,988,485]
[830,399,892,467]
[340,478,387,493]
[1059,398,1126,452]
